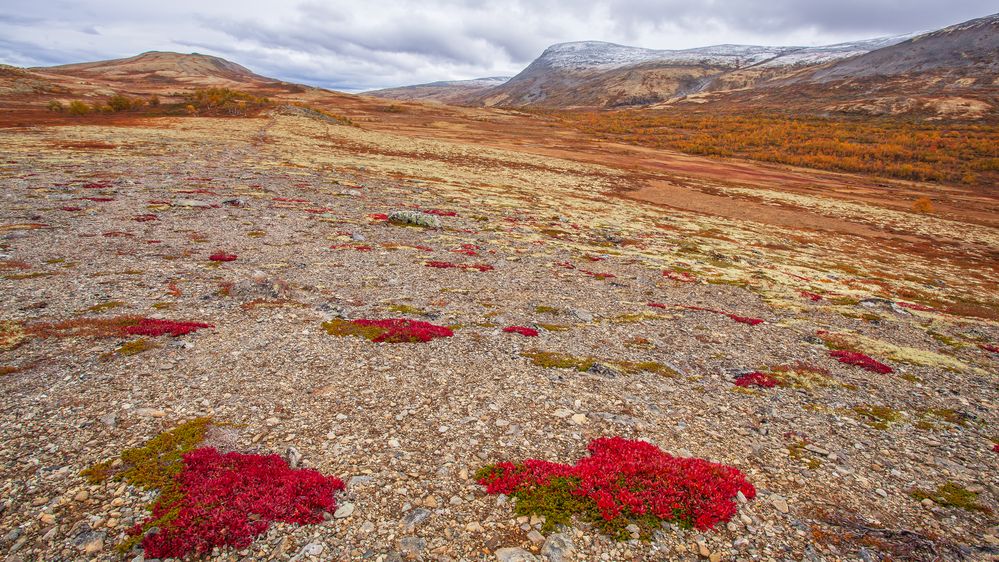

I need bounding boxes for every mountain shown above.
[379,13,996,114]
[807,13,999,81]
[403,34,916,108]
[366,77,510,103]
[29,51,307,95]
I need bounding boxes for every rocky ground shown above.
[0,110,997,561]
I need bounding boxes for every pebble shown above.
[570,413,588,425]
[333,502,355,518]
[772,497,789,514]
[495,547,539,562]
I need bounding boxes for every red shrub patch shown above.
[830,350,893,374]
[323,318,453,343]
[423,209,457,217]
[477,437,755,537]
[980,343,999,354]
[134,214,159,222]
[60,206,83,211]
[426,261,494,272]
[123,319,214,337]
[733,372,778,388]
[503,326,539,337]
[209,252,238,262]
[581,269,615,280]
[663,270,696,283]
[103,231,133,237]
[897,302,934,312]
[136,448,344,559]
[367,213,389,221]
[800,291,823,302]
[652,304,764,326]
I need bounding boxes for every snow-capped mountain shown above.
[535,33,920,72]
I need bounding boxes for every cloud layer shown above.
[1,1,994,91]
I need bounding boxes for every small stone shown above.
[709,553,722,562]
[495,547,539,562]
[875,488,888,498]
[698,542,711,557]
[465,521,484,533]
[400,508,431,529]
[398,536,426,558]
[553,408,572,418]
[334,503,355,519]
[265,417,280,427]
[285,446,303,468]
[527,530,545,544]
[73,490,89,502]
[570,413,588,425]
[39,513,55,525]
[541,533,575,562]
[772,497,789,514]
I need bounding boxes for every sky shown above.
[0,1,995,92]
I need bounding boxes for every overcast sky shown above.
[1,1,994,92]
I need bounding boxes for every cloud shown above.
[0,1,994,91]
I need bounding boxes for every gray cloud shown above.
[0,1,994,91]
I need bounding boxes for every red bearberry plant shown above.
[82,419,344,559]
[733,372,778,388]
[503,326,539,337]
[476,437,755,539]
[322,318,454,343]
[829,350,893,374]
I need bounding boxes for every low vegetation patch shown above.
[829,350,893,374]
[909,483,991,514]
[476,437,755,539]
[322,318,453,343]
[503,326,539,337]
[82,419,344,558]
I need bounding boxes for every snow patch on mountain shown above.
[538,33,922,71]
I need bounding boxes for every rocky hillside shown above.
[366,77,510,103]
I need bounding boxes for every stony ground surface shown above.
[0,111,997,561]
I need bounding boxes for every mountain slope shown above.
[366,77,510,103]
[455,34,920,108]
[30,51,306,95]
[808,13,998,81]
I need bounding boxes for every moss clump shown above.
[387,304,426,316]
[247,230,266,238]
[536,323,570,332]
[0,366,19,376]
[479,469,595,535]
[0,321,28,351]
[321,319,387,341]
[920,408,971,427]
[523,351,594,372]
[82,417,211,488]
[117,338,159,356]
[787,441,822,470]
[910,483,991,514]
[81,301,127,314]
[535,305,559,314]
[852,405,903,430]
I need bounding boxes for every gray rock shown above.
[285,446,303,468]
[495,547,538,562]
[398,536,426,559]
[333,503,355,519]
[400,508,431,529]
[571,309,593,322]
[387,210,441,229]
[541,533,575,562]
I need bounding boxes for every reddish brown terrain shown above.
[0,48,997,562]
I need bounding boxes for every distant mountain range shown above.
[367,13,999,116]
[2,13,995,120]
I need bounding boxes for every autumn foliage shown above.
[557,110,999,186]
[477,437,755,538]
